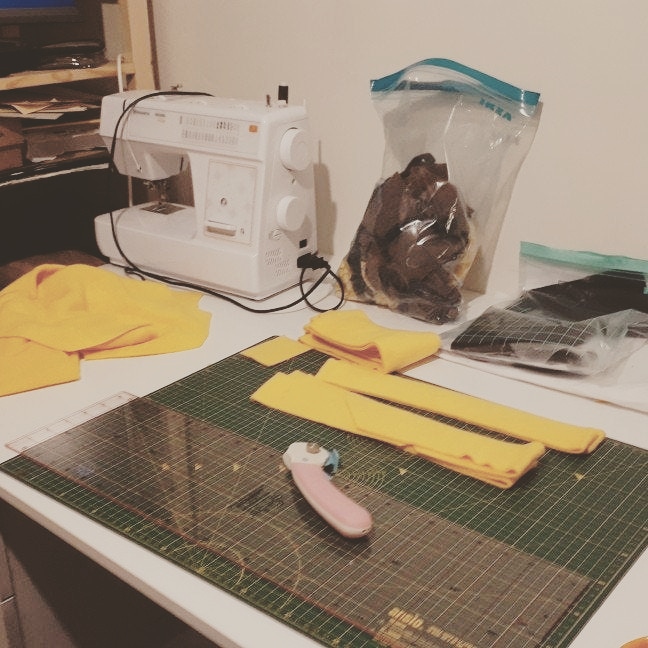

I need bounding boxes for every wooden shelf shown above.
[0,149,110,184]
[0,0,154,179]
[0,61,136,91]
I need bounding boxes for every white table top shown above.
[1,280,646,648]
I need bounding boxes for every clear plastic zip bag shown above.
[445,243,648,375]
[337,59,541,323]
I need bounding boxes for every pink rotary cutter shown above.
[283,441,373,539]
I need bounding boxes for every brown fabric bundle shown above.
[338,154,476,323]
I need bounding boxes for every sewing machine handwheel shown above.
[280,128,310,171]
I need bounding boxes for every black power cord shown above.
[297,252,345,313]
[105,90,344,314]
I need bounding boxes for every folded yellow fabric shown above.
[0,264,211,396]
[317,359,605,454]
[251,371,545,488]
[240,336,310,366]
[299,309,440,372]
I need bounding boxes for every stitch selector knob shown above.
[276,195,306,231]
[279,127,310,171]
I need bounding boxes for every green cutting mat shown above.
[2,346,647,648]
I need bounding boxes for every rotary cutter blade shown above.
[283,441,373,538]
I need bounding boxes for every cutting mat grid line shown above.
[2,347,647,648]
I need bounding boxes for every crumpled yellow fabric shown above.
[0,264,211,396]
[251,370,545,488]
[299,309,440,372]
[317,359,605,454]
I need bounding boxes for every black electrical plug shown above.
[297,253,330,270]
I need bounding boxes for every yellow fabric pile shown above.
[251,371,545,489]
[300,309,441,372]
[0,264,211,396]
[245,309,606,488]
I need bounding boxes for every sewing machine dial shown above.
[280,128,311,171]
[276,195,307,231]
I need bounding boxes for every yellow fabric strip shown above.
[240,336,310,366]
[0,264,211,396]
[316,359,605,454]
[251,371,545,489]
[299,309,440,372]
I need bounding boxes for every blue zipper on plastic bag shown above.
[521,242,648,293]
[371,58,540,114]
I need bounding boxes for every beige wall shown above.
[151,0,647,293]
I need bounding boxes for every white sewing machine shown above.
[94,89,317,299]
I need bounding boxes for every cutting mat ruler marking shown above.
[2,348,647,648]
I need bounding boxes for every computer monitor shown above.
[0,0,105,74]
[0,0,80,24]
